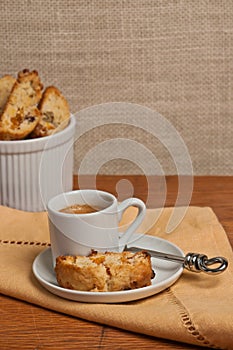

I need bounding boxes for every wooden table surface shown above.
[1,175,232,350]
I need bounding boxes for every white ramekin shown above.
[0,115,76,212]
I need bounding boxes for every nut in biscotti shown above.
[55,250,155,292]
[0,69,43,140]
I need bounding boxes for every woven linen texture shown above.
[0,0,233,175]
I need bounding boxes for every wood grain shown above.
[1,176,232,350]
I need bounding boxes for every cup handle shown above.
[117,198,146,249]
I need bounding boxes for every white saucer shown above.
[32,233,184,303]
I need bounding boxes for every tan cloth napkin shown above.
[0,205,233,349]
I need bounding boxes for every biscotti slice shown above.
[30,86,70,138]
[0,75,16,115]
[55,251,155,292]
[0,69,43,140]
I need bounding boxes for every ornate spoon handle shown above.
[125,246,228,274]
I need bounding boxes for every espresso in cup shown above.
[60,204,100,214]
[47,189,146,265]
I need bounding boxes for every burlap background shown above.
[0,0,232,175]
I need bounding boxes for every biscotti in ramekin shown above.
[0,69,70,140]
[0,69,43,140]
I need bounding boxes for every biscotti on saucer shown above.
[55,250,155,292]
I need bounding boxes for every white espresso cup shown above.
[47,189,146,265]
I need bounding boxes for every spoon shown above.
[124,246,228,274]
